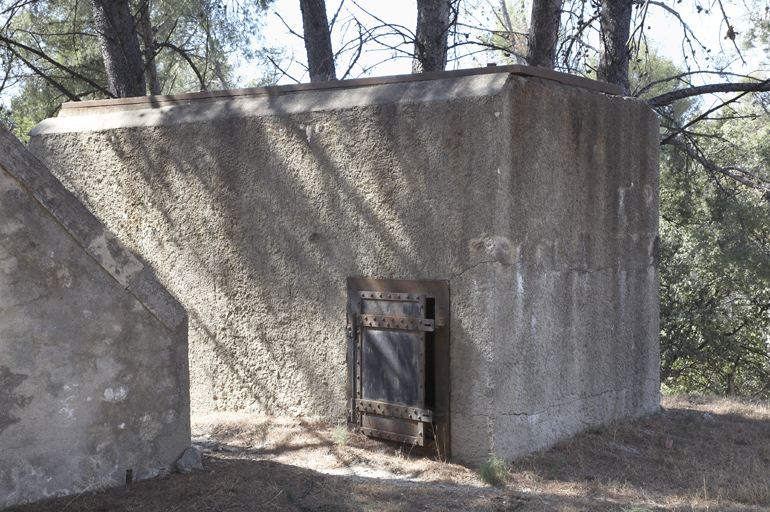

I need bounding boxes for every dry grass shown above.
[7,394,770,511]
[505,394,770,511]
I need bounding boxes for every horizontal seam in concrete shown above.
[58,65,621,114]
[451,261,650,280]
[0,125,186,331]
[500,388,628,417]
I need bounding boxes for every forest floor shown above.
[7,394,770,511]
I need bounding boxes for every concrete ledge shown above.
[0,124,186,332]
[55,65,621,117]
[31,73,515,135]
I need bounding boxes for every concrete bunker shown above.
[0,126,190,509]
[29,65,661,462]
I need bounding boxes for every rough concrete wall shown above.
[29,71,659,461]
[0,126,189,508]
[487,78,660,457]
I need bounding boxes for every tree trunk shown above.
[412,0,452,73]
[299,0,336,82]
[139,1,161,96]
[597,0,632,95]
[89,0,146,98]
[526,0,561,68]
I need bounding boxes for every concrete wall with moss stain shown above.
[29,69,660,461]
[0,126,189,509]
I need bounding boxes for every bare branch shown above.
[1,0,41,17]
[264,53,302,84]
[339,19,365,80]
[274,12,305,40]
[329,0,345,33]
[634,70,760,98]
[717,0,745,65]
[648,80,770,107]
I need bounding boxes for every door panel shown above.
[347,278,450,455]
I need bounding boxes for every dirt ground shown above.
[7,394,770,511]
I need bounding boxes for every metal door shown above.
[347,278,450,456]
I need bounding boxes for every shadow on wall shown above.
[64,88,493,418]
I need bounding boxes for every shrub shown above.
[478,454,508,486]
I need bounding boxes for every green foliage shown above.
[0,0,276,140]
[478,453,508,486]
[629,43,770,400]
[660,100,770,398]
[333,426,349,446]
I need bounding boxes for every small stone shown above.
[176,446,203,474]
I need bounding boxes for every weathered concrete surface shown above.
[29,69,659,461]
[0,126,189,509]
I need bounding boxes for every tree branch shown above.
[648,80,770,107]
[5,46,79,101]
[156,41,207,90]
[666,137,770,194]
[0,32,114,97]
[658,80,770,145]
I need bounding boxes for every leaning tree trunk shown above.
[89,0,146,97]
[526,0,561,69]
[299,0,337,82]
[412,0,452,73]
[597,0,632,95]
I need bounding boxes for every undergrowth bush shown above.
[478,454,508,486]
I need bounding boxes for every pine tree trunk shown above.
[89,0,146,97]
[139,1,161,96]
[299,0,337,82]
[526,0,561,69]
[412,0,451,73]
[597,0,632,95]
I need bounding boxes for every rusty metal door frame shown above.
[346,277,450,457]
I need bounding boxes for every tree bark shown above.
[89,0,146,97]
[299,0,337,82]
[412,0,452,73]
[526,0,561,69]
[597,0,632,95]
